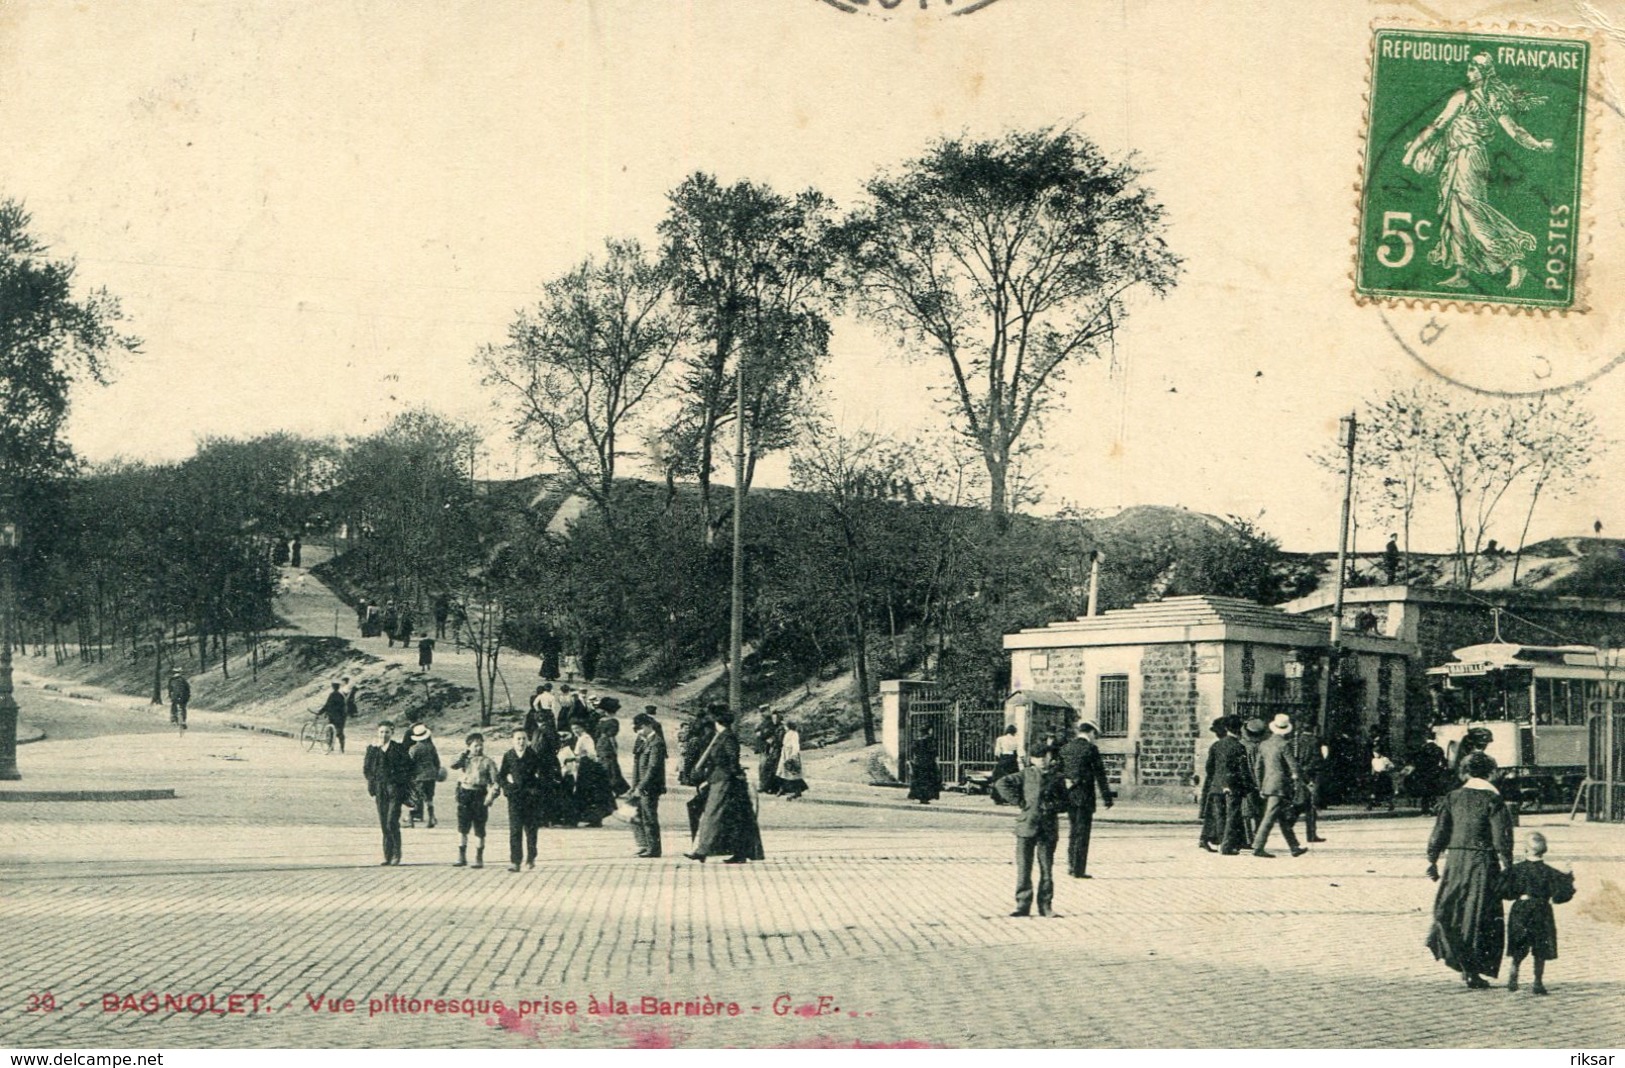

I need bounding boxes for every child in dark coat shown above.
[1502,831,1576,995]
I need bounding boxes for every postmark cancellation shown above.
[1356,26,1592,312]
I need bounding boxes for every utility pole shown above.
[1322,412,1357,737]
[728,353,745,715]
[0,520,20,779]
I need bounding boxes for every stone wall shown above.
[1137,644,1199,787]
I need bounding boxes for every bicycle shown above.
[300,709,336,754]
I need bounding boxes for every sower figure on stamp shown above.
[499,728,546,871]
[993,738,1068,917]
[363,721,414,865]
[629,709,666,858]
[1402,52,1554,292]
[1251,714,1308,859]
[1058,721,1115,878]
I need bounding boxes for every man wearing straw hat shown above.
[1250,713,1309,859]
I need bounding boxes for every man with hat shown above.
[1207,715,1252,854]
[629,708,667,858]
[755,705,785,796]
[363,721,414,865]
[1240,717,1268,841]
[167,668,191,730]
[1251,713,1309,858]
[1058,721,1115,878]
[992,737,1069,916]
[1291,714,1329,844]
[319,681,348,755]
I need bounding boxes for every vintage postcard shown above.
[2,0,1624,1058]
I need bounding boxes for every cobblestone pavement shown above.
[2,707,1623,1049]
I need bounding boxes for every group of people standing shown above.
[752,707,808,801]
[1196,712,1329,858]
[355,597,439,671]
[358,688,771,869]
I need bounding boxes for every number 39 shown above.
[25,992,57,1012]
[1377,211,1433,269]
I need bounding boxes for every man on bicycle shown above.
[320,681,347,754]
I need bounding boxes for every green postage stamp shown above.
[1357,27,1591,310]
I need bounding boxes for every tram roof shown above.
[1427,642,1618,675]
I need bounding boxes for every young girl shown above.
[1503,831,1576,994]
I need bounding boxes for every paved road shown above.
[3,694,1624,1049]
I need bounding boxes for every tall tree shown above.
[0,199,137,493]
[841,128,1180,528]
[479,239,684,515]
[657,174,838,542]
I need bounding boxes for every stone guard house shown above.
[1003,595,1416,802]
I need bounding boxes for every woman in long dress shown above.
[1402,52,1554,291]
[775,720,808,800]
[908,728,942,804]
[1425,751,1514,988]
[684,710,765,864]
[596,717,631,797]
[564,720,616,827]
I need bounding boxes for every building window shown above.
[1098,674,1129,737]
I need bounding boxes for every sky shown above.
[3,0,1623,551]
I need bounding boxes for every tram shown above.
[1425,643,1614,810]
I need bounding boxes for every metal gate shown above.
[906,703,1004,788]
[1582,701,1625,822]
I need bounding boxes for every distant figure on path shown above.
[168,668,191,730]
[319,682,347,755]
[991,724,1020,792]
[776,719,808,800]
[331,678,354,754]
[1503,831,1575,995]
[382,602,400,648]
[432,592,450,639]
[1426,751,1513,989]
[993,739,1068,917]
[363,721,414,865]
[1384,533,1401,584]
[449,732,500,868]
[908,728,942,805]
[755,707,785,796]
[290,536,302,568]
[417,634,435,673]
[630,710,667,858]
[1059,722,1115,877]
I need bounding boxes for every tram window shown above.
[1535,679,1553,726]
[1505,683,1530,720]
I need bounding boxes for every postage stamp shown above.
[1356,26,1591,311]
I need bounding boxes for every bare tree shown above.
[1315,385,1437,583]
[841,128,1180,529]
[1509,391,1598,585]
[479,239,684,516]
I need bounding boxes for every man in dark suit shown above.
[1291,715,1329,843]
[1251,713,1308,858]
[630,709,667,857]
[992,739,1069,917]
[1207,715,1252,854]
[498,728,547,871]
[362,721,414,865]
[1058,721,1115,878]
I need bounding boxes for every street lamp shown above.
[0,519,20,780]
